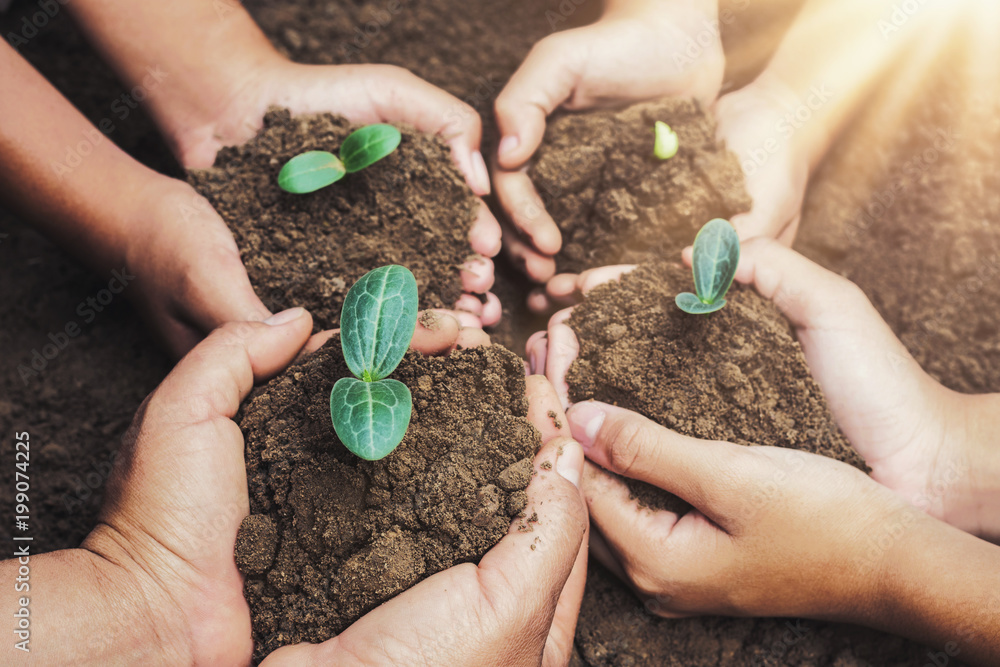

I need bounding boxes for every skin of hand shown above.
[492,0,725,283]
[561,400,1000,665]
[535,240,1000,541]
[0,309,589,665]
[66,0,503,327]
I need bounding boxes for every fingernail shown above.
[264,307,305,326]
[498,135,519,160]
[568,401,606,450]
[471,151,491,195]
[555,441,582,489]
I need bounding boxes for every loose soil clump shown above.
[189,109,478,330]
[236,338,537,662]
[529,99,751,275]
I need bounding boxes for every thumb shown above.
[495,34,585,169]
[149,308,313,426]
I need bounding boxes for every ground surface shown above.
[1,1,996,665]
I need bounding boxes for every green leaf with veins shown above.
[277,151,346,193]
[692,219,740,303]
[330,377,412,460]
[340,124,402,173]
[340,265,418,381]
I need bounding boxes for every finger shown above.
[461,255,495,293]
[455,326,491,349]
[734,237,872,331]
[454,293,485,316]
[454,311,482,329]
[495,34,584,169]
[525,374,573,443]
[299,329,337,358]
[526,331,547,375]
[480,292,503,327]
[527,286,556,315]
[478,435,587,641]
[577,265,637,294]
[469,201,503,258]
[501,217,558,283]
[545,308,578,410]
[411,311,461,355]
[777,213,801,247]
[567,401,748,528]
[493,166,562,255]
[150,309,313,426]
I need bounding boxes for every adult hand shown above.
[72,308,585,664]
[165,61,503,327]
[493,0,726,282]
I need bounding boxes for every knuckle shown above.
[603,416,652,476]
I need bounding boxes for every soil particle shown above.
[529,98,751,275]
[567,260,867,514]
[188,108,478,330]
[236,338,537,661]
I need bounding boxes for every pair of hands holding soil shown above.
[0,310,591,665]
[525,237,1000,662]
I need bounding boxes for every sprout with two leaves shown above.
[675,218,741,315]
[330,265,418,461]
[278,124,402,194]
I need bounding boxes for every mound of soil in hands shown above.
[529,99,751,275]
[236,337,538,662]
[189,109,478,330]
[566,260,867,513]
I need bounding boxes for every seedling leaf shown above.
[277,151,346,193]
[692,218,740,305]
[330,377,412,460]
[341,265,418,382]
[340,124,402,173]
[654,121,679,160]
[675,292,727,314]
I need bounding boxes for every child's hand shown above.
[493,0,726,281]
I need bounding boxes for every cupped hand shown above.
[167,61,503,326]
[723,238,990,536]
[266,375,589,667]
[84,308,587,664]
[713,78,811,244]
[493,0,726,282]
[563,399,916,620]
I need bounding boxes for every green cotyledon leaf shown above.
[330,377,412,460]
[277,151,346,193]
[340,124,402,173]
[340,265,418,382]
[691,218,740,306]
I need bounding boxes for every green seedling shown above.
[330,265,418,460]
[654,121,679,160]
[675,218,740,314]
[278,124,402,194]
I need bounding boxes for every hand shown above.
[80,308,585,664]
[713,77,812,244]
[724,239,999,539]
[266,375,589,667]
[163,60,503,326]
[564,398,914,619]
[493,0,726,282]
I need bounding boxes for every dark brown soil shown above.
[567,260,866,513]
[529,99,751,275]
[236,337,537,661]
[188,109,477,330]
[2,2,992,666]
